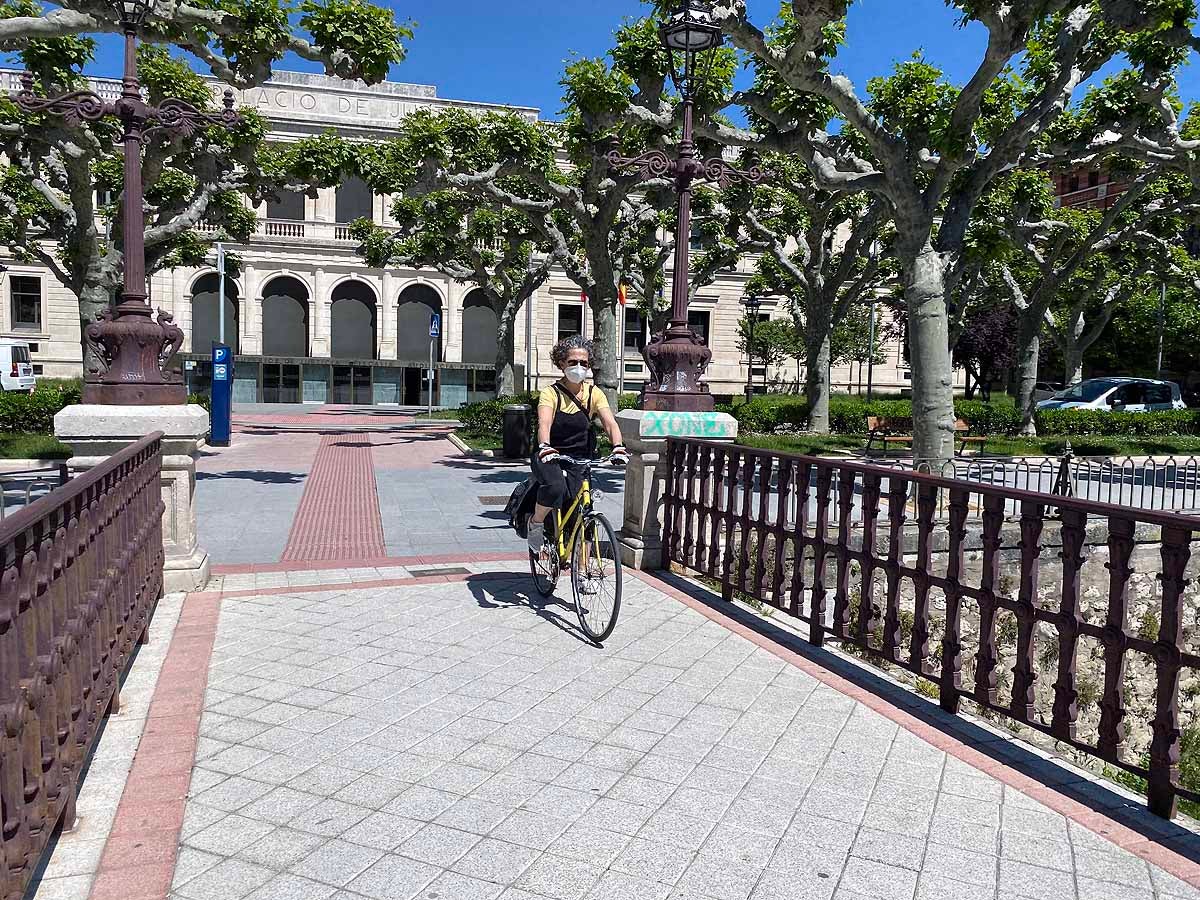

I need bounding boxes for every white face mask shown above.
[564,364,589,384]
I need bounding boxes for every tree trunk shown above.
[494,303,517,397]
[805,328,833,434]
[1063,348,1083,387]
[1015,316,1041,437]
[78,281,115,379]
[589,296,620,408]
[901,241,956,463]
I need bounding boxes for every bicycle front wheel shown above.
[571,512,622,642]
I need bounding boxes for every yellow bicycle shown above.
[529,454,623,642]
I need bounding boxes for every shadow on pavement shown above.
[651,569,1200,860]
[465,573,596,646]
[196,470,306,484]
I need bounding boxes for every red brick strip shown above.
[88,595,221,900]
[633,569,1200,888]
[282,433,386,562]
[212,552,525,576]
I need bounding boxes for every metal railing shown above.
[0,434,164,896]
[907,449,1200,518]
[663,438,1200,819]
[0,464,70,520]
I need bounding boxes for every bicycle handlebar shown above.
[556,454,626,468]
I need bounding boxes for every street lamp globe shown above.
[660,1,723,52]
[109,0,156,27]
[742,295,762,316]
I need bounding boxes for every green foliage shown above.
[457,393,541,436]
[188,393,213,415]
[1033,408,1200,437]
[0,381,82,434]
[298,0,411,85]
[730,394,1021,436]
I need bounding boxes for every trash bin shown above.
[503,404,532,459]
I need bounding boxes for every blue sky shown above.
[76,0,1200,118]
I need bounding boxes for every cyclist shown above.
[527,335,629,557]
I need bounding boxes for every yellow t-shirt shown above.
[538,383,609,419]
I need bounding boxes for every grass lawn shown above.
[454,429,503,451]
[737,432,1200,458]
[0,432,72,460]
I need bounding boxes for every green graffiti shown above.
[640,412,734,439]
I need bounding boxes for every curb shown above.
[447,431,498,458]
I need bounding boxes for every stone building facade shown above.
[0,70,922,404]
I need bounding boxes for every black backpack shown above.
[505,477,539,538]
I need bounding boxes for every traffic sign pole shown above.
[428,312,441,417]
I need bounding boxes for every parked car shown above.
[1032,381,1063,402]
[1036,377,1186,412]
[0,340,35,393]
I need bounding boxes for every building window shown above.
[1068,174,1080,193]
[624,309,646,353]
[10,276,42,331]
[688,310,710,343]
[689,221,705,252]
[557,304,584,342]
[1088,170,1100,188]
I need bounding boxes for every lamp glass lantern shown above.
[660,0,723,98]
[110,0,155,27]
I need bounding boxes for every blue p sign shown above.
[430,313,441,338]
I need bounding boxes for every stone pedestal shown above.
[55,405,211,593]
[617,409,738,570]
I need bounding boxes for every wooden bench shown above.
[955,419,988,456]
[865,417,988,457]
[865,416,913,457]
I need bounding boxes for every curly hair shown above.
[550,334,594,369]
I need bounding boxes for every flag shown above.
[618,284,628,307]
[581,290,588,303]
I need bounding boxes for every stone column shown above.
[242,265,261,355]
[55,405,211,593]
[380,271,396,359]
[314,187,336,223]
[616,408,738,570]
[311,269,330,357]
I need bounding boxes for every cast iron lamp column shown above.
[12,0,238,404]
[607,0,766,412]
[742,295,761,403]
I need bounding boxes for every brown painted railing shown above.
[663,438,1200,819]
[0,433,163,898]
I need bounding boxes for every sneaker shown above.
[527,521,545,556]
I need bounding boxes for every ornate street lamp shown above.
[12,0,238,404]
[742,295,762,403]
[608,0,767,412]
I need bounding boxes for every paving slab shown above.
[74,570,1200,900]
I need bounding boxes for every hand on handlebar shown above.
[537,444,562,465]
[610,445,630,467]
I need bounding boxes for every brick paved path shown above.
[282,433,387,562]
[79,565,1200,900]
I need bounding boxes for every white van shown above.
[0,340,36,392]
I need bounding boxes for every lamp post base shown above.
[640,325,715,413]
[83,302,187,406]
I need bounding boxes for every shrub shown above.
[458,392,540,435]
[618,392,640,411]
[1033,408,1200,437]
[0,381,82,434]
[189,393,213,415]
[730,394,1020,436]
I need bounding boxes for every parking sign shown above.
[430,313,441,338]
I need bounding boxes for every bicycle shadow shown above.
[464,573,598,647]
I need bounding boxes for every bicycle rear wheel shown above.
[570,512,622,642]
[529,521,560,597]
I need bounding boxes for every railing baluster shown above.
[857,472,882,644]
[695,444,712,574]
[771,460,793,608]
[809,468,834,646]
[832,470,856,638]
[1147,525,1193,818]
[661,440,678,569]
[882,477,907,661]
[940,488,969,714]
[1051,508,1086,741]
[752,455,773,602]
[909,484,937,673]
[1098,516,1134,761]
[1010,499,1044,722]
[974,493,1004,706]
[721,450,740,598]
[707,446,725,578]
[681,443,698,569]
[788,463,811,618]
[738,454,755,596]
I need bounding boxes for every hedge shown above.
[459,392,541,435]
[0,381,82,434]
[728,393,1200,438]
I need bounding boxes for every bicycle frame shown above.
[552,474,592,558]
